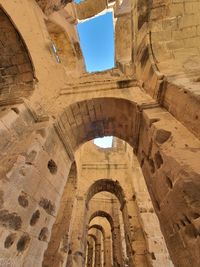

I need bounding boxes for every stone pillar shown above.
[112,202,124,267]
[123,201,148,267]
[111,226,123,267]
[42,167,77,267]
[87,242,94,267]
[70,196,87,267]
[95,230,102,267]
[104,237,112,267]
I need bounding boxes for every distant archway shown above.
[55,94,200,267]
[89,210,114,230]
[86,179,126,208]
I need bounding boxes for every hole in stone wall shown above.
[11,107,20,114]
[26,150,37,163]
[94,136,113,148]
[77,12,114,72]
[16,234,30,252]
[18,193,29,208]
[192,213,200,220]
[140,158,144,167]
[154,151,163,169]
[149,158,155,173]
[151,252,156,260]
[175,223,180,231]
[185,224,199,238]
[183,214,191,224]
[166,176,173,189]
[47,159,57,174]
[0,210,22,230]
[38,227,49,241]
[4,233,16,248]
[180,219,186,227]
[155,129,171,144]
[39,198,55,215]
[36,129,46,138]
[30,210,40,226]
[154,199,160,212]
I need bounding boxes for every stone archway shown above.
[55,97,140,157]
[55,96,200,267]
[88,210,117,267]
[75,179,148,267]
[0,1,199,267]
[85,179,126,208]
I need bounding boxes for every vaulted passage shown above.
[0,1,200,267]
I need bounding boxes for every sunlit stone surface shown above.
[0,1,199,267]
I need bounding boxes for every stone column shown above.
[122,201,148,267]
[104,237,112,267]
[112,202,124,267]
[95,230,102,267]
[70,196,87,267]
[87,241,94,267]
[111,226,123,267]
[43,170,77,267]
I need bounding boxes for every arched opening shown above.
[84,181,138,267]
[88,210,115,267]
[54,95,200,267]
[86,179,126,208]
[87,226,104,267]
[55,97,140,154]
[89,217,113,267]
[0,2,199,267]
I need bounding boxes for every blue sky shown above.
[76,12,114,72]
[94,136,113,148]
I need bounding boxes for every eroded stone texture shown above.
[0,7,34,105]
[36,0,73,15]
[0,0,199,266]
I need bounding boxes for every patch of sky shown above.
[76,12,114,72]
[94,136,113,148]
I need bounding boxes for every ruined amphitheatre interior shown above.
[0,0,200,266]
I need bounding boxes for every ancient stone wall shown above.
[0,7,34,105]
[0,0,199,266]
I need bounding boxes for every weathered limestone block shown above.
[36,0,72,15]
[76,0,107,20]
